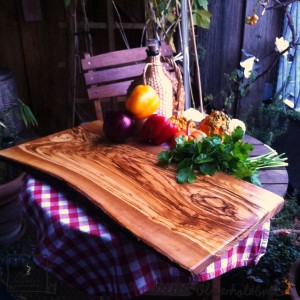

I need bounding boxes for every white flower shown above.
[240,56,256,78]
[275,37,289,55]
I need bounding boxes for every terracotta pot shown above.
[0,173,26,245]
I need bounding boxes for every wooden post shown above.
[107,0,115,51]
[181,0,191,109]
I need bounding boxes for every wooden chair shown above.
[80,43,174,121]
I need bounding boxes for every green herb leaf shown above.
[177,158,193,171]
[231,126,245,141]
[232,141,253,161]
[194,153,211,164]
[199,163,217,176]
[157,150,173,164]
[176,166,197,184]
[196,141,203,153]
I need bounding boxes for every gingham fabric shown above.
[21,175,270,300]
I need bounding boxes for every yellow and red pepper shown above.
[141,114,178,145]
[125,85,160,119]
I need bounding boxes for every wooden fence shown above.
[0,0,282,136]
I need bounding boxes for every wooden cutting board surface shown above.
[0,121,284,274]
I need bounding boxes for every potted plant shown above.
[0,99,37,245]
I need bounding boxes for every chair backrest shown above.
[81,43,174,120]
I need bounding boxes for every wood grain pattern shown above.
[0,121,285,274]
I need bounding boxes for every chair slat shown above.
[82,48,146,71]
[84,63,145,85]
[87,80,133,99]
[84,63,174,86]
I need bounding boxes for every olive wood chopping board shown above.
[0,121,284,274]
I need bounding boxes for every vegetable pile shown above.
[158,127,288,186]
[102,84,288,188]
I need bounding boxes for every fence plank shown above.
[237,1,282,118]
[197,0,245,111]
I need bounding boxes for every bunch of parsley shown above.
[158,127,287,186]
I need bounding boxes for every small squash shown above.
[170,120,206,149]
[168,114,196,132]
[198,110,230,137]
[182,108,206,123]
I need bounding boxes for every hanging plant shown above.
[146,0,212,49]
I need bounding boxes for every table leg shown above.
[211,276,220,300]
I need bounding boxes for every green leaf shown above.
[232,141,254,161]
[196,0,209,10]
[232,162,253,179]
[194,153,209,164]
[231,126,245,141]
[175,135,186,147]
[196,140,202,153]
[180,140,197,154]
[19,100,38,127]
[222,134,232,145]
[210,135,223,146]
[201,139,217,154]
[234,69,244,79]
[158,150,173,164]
[176,166,197,184]
[239,87,248,97]
[177,158,193,171]
[199,163,217,176]
[192,10,212,29]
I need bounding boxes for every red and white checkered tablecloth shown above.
[21,175,270,299]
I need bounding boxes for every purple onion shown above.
[103,110,136,142]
